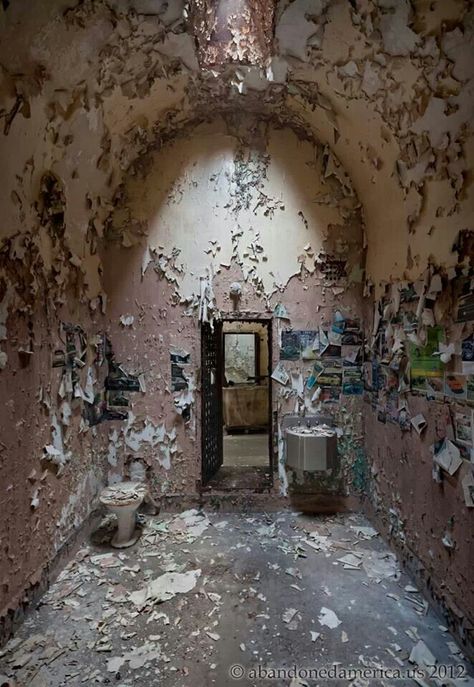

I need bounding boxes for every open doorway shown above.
[201,317,273,491]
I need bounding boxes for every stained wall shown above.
[101,118,366,497]
[0,0,473,652]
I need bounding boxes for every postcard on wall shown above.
[462,334,474,375]
[280,331,300,360]
[342,368,364,395]
[425,377,444,400]
[271,362,289,386]
[380,365,399,392]
[444,373,467,400]
[307,361,324,389]
[273,302,290,320]
[468,375,474,402]
[321,386,341,403]
[299,330,318,360]
[433,438,463,476]
[462,469,474,507]
[454,410,474,447]
[411,413,427,435]
[170,348,191,392]
[318,371,343,387]
[342,345,360,366]
[328,329,342,346]
[321,344,342,358]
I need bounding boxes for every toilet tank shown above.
[285,425,337,472]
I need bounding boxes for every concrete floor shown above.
[223,433,269,467]
[1,510,473,687]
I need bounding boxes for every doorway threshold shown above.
[203,465,272,492]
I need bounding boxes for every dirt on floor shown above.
[0,510,473,687]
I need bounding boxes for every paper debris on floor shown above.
[351,525,378,539]
[168,509,210,541]
[129,569,201,608]
[318,607,341,629]
[337,552,363,569]
[361,551,400,581]
[409,639,436,668]
[107,641,161,673]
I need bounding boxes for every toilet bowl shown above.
[99,481,148,548]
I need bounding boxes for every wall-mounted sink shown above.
[285,421,337,472]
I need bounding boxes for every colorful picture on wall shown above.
[280,330,300,360]
[409,326,444,376]
[342,368,363,395]
[306,361,324,389]
[318,371,343,387]
[462,334,474,374]
[444,373,467,400]
[341,329,362,346]
[426,377,444,399]
[320,386,341,403]
[321,344,342,358]
[467,375,474,402]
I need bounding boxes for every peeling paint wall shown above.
[0,0,473,647]
[361,263,474,649]
[102,116,365,496]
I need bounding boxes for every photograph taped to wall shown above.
[318,370,342,386]
[342,345,360,366]
[271,362,289,386]
[170,348,191,391]
[444,373,467,400]
[320,386,341,403]
[280,330,300,360]
[454,410,474,447]
[342,368,363,395]
[321,343,342,358]
[299,330,318,360]
[426,376,444,399]
[468,375,474,402]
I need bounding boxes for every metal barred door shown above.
[201,321,223,484]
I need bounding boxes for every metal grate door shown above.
[201,321,223,483]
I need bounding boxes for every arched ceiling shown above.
[0,0,472,296]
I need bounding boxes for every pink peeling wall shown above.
[364,397,474,631]
[0,300,108,635]
[100,120,366,498]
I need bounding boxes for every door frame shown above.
[201,312,274,488]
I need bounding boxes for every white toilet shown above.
[99,481,148,548]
